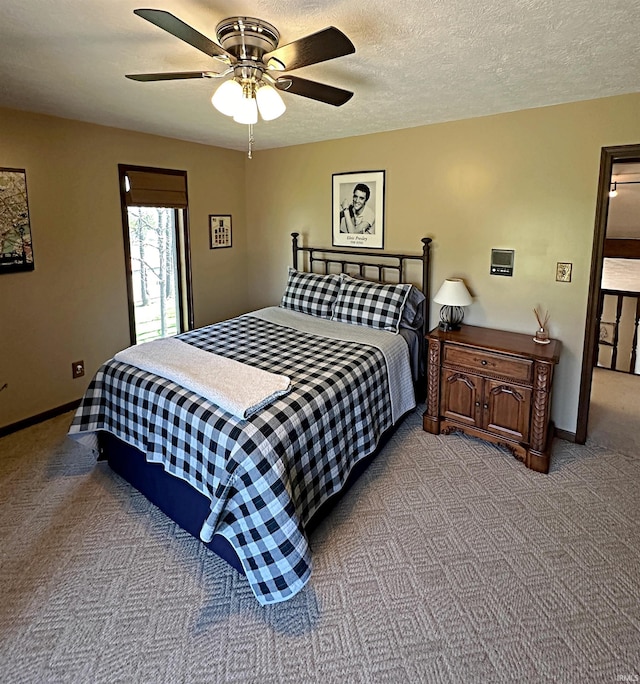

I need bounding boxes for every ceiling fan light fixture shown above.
[256,84,286,121]
[211,79,243,116]
[127,10,355,156]
[233,92,259,125]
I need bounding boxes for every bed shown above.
[69,233,432,604]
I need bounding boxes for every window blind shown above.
[124,169,188,208]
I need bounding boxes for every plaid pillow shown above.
[331,274,412,333]
[280,268,341,319]
[346,273,425,330]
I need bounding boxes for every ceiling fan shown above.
[126,10,356,129]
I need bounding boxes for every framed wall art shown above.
[556,262,572,282]
[209,214,232,249]
[0,167,34,273]
[332,170,385,249]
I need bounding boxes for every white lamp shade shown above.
[256,84,286,121]
[233,94,258,125]
[211,79,242,116]
[433,278,473,306]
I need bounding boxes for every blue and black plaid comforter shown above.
[69,308,414,604]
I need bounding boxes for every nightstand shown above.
[423,325,561,473]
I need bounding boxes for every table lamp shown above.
[433,278,473,331]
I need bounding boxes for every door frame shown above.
[576,143,640,443]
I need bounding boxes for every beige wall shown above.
[245,93,640,434]
[0,108,248,428]
[3,93,640,434]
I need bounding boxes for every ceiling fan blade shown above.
[126,70,229,82]
[275,75,353,106]
[263,27,355,71]
[134,9,235,64]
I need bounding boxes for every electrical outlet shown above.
[72,360,85,379]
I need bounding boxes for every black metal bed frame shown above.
[291,232,433,376]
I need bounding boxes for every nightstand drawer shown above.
[443,345,533,383]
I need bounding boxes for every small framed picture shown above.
[556,262,572,282]
[209,215,232,249]
[332,170,385,249]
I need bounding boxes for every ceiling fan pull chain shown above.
[247,123,254,159]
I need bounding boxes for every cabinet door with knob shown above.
[441,369,482,428]
[423,325,560,473]
[483,378,532,442]
[441,370,532,442]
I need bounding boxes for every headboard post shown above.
[422,237,432,335]
[291,232,299,270]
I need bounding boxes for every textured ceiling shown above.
[1,0,639,153]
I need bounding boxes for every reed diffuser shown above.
[533,307,550,343]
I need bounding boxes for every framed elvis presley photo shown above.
[332,170,385,249]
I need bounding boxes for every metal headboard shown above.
[291,232,433,382]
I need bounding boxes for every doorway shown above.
[576,144,640,444]
[118,165,194,345]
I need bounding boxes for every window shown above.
[118,165,193,344]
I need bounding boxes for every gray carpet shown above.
[1,408,639,683]
[588,367,640,456]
